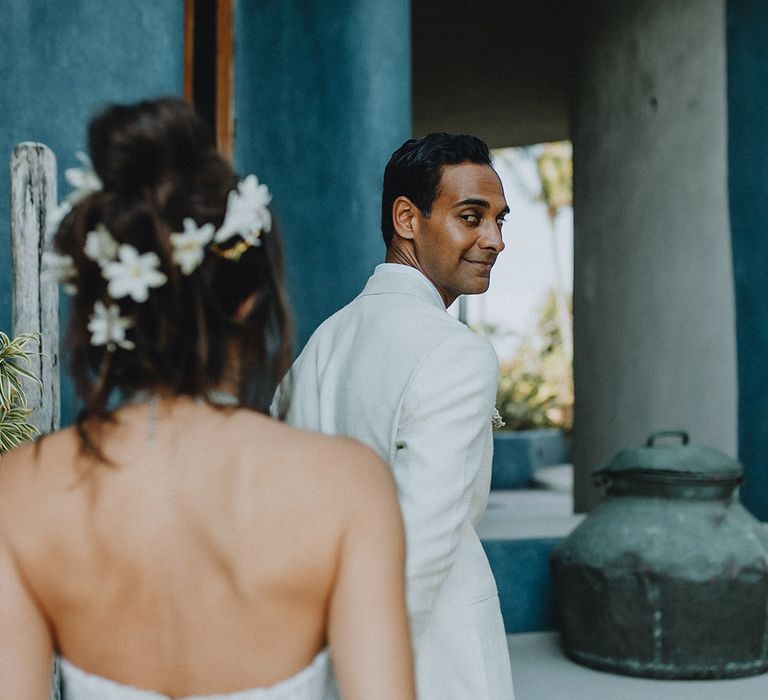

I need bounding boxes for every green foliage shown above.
[535,141,573,221]
[494,292,573,432]
[0,332,41,454]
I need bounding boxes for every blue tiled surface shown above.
[483,537,562,633]
[491,435,536,489]
[492,430,571,489]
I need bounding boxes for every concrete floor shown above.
[508,632,768,700]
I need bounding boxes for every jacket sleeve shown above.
[391,329,499,642]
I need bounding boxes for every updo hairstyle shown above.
[53,97,292,457]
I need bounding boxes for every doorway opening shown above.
[467,142,573,498]
[183,0,233,158]
[412,0,575,509]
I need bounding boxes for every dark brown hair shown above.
[381,133,492,248]
[53,97,292,459]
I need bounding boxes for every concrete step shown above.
[530,463,573,492]
[479,489,583,633]
[507,632,768,699]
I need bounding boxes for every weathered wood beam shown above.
[10,142,60,434]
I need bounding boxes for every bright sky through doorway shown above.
[460,145,574,362]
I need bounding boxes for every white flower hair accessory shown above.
[492,408,506,430]
[214,174,272,247]
[42,251,77,295]
[46,201,72,237]
[65,152,103,205]
[48,153,272,350]
[88,301,135,351]
[46,152,103,235]
[102,245,168,303]
[170,218,215,274]
[84,224,119,267]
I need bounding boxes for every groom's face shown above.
[412,162,508,306]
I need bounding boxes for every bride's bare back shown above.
[0,98,413,699]
[0,399,411,698]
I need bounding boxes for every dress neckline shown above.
[57,648,330,699]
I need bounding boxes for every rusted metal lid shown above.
[595,431,742,483]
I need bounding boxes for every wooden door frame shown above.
[184,0,233,159]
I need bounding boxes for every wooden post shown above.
[10,142,60,434]
[216,0,234,160]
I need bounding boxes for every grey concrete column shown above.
[571,0,737,510]
[233,1,411,349]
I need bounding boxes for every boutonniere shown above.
[492,407,505,430]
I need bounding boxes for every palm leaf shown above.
[6,360,41,386]
[0,375,13,409]
[0,332,42,454]
[0,405,39,452]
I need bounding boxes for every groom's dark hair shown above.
[380,132,492,248]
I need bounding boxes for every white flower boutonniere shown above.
[492,408,506,430]
[171,218,215,274]
[87,300,134,351]
[102,245,167,303]
[214,174,272,245]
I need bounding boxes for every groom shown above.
[283,133,514,699]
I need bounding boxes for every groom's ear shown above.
[392,196,417,241]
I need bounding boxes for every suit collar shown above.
[359,263,446,310]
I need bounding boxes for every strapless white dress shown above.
[57,650,333,700]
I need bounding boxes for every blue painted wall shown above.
[727,0,768,520]
[1,1,184,425]
[233,0,411,349]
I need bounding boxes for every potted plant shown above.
[491,293,572,489]
[0,331,41,454]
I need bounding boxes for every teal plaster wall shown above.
[233,0,411,349]
[727,0,768,520]
[0,1,184,425]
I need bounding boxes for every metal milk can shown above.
[550,431,768,679]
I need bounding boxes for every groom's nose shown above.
[479,222,504,254]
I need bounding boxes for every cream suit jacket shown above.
[282,264,514,699]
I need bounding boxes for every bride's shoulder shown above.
[0,427,78,485]
[0,427,81,526]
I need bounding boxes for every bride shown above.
[0,97,415,699]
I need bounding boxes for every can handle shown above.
[646,430,689,446]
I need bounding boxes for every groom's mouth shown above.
[464,258,496,275]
